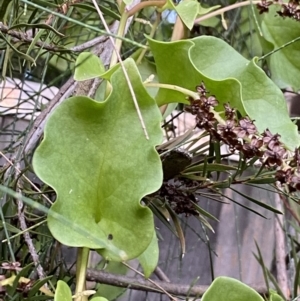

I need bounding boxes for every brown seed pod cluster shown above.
[158,178,200,216]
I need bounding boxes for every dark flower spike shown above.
[196,110,216,130]
[262,129,282,150]
[290,170,300,190]
[257,0,273,13]
[264,146,286,166]
[196,82,208,96]
[242,136,264,159]
[278,1,299,17]
[205,96,218,108]
[224,103,236,120]
[291,147,300,168]
[217,120,236,137]
[233,117,257,138]
[275,168,293,184]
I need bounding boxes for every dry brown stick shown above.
[0,22,65,52]
[154,266,171,282]
[123,262,177,300]
[70,267,268,297]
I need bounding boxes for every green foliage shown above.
[148,36,299,149]
[269,290,285,301]
[91,297,109,301]
[95,261,127,300]
[74,52,105,81]
[173,0,199,30]
[260,6,300,91]
[202,277,264,301]
[2,0,300,299]
[33,59,163,261]
[138,231,159,278]
[54,281,72,301]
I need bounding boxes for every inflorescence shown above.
[257,0,300,21]
[188,82,300,193]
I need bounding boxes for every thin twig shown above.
[0,22,110,53]
[70,36,110,52]
[0,22,63,52]
[123,262,180,300]
[20,0,147,49]
[2,220,46,243]
[127,0,166,17]
[15,162,46,281]
[0,151,53,205]
[91,0,149,140]
[70,267,268,297]
[194,0,261,24]
[154,266,171,282]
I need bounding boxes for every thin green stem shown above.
[212,109,226,125]
[194,0,261,24]
[259,36,300,61]
[109,12,129,68]
[0,200,16,261]
[2,220,46,243]
[20,0,147,49]
[119,1,126,14]
[136,12,161,64]
[75,247,90,301]
[92,0,149,139]
[145,83,199,101]
[127,0,166,17]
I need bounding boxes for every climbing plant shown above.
[1,0,300,300]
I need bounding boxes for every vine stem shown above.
[20,0,147,49]
[91,0,149,140]
[194,0,261,24]
[127,0,166,17]
[136,12,162,64]
[109,12,128,68]
[75,247,90,301]
[259,36,300,60]
[145,83,199,101]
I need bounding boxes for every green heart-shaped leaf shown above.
[148,36,299,149]
[202,277,264,301]
[33,59,163,261]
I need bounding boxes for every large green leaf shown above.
[261,6,300,91]
[148,37,299,149]
[138,230,159,278]
[202,277,264,301]
[33,59,163,261]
